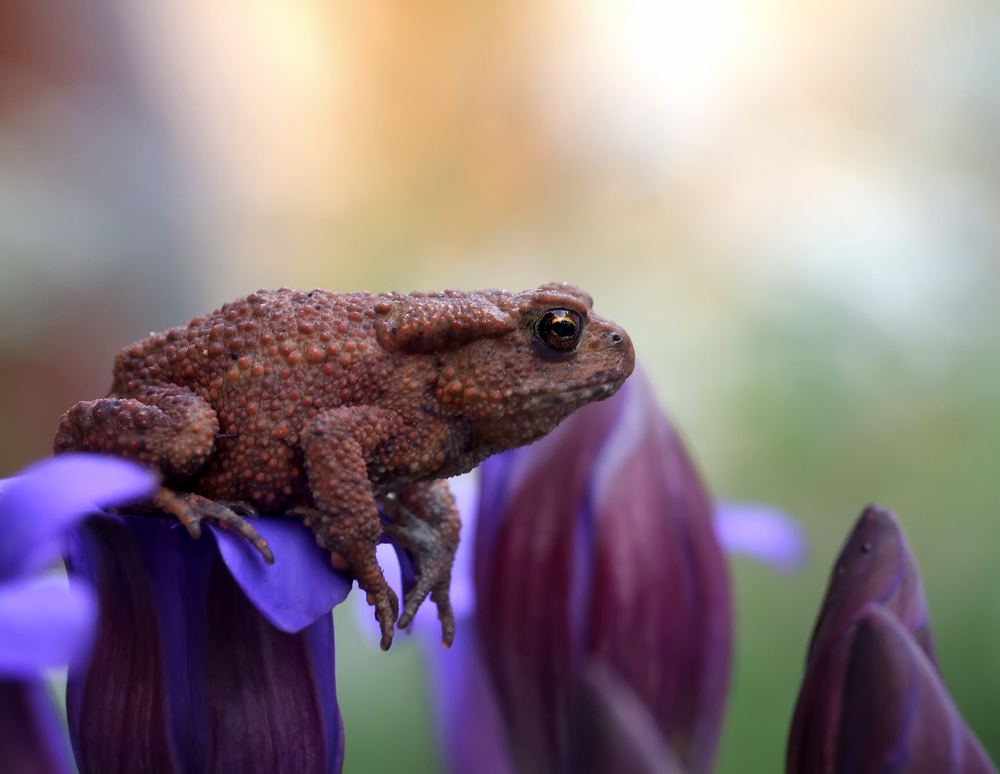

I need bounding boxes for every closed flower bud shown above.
[475,370,732,774]
[787,505,996,774]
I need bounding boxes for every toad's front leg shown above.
[379,480,460,647]
[301,406,405,650]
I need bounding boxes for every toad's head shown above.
[375,282,634,457]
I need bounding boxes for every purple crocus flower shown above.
[63,506,353,772]
[787,505,997,774]
[0,454,157,774]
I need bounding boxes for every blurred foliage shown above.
[334,606,440,774]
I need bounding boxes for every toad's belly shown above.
[191,442,313,512]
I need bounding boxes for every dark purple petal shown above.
[568,660,684,774]
[64,515,178,774]
[787,505,933,774]
[476,383,622,774]
[475,370,732,774]
[305,615,345,774]
[0,577,96,676]
[835,605,996,774]
[204,551,338,774]
[585,372,731,774]
[65,514,344,773]
[124,514,220,772]
[210,518,352,633]
[0,679,75,774]
[0,454,157,581]
[713,501,808,573]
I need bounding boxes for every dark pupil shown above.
[550,317,576,338]
[539,309,580,351]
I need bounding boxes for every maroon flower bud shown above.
[787,505,996,774]
[475,370,732,774]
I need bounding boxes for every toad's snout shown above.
[588,318,635,385]
[611,325,636,383]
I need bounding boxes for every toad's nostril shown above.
[610,332,623,344]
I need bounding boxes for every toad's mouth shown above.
[511,378,624,412]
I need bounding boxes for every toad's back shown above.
[114,289,387,406]
[110,289,416,507]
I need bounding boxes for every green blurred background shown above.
[2,1,999,771]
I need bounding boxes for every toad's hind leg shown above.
[54,385,218,479]
[54,385,273,562]
[152,489,273,564]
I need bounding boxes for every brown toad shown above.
[54,283,635,649]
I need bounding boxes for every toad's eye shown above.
[536,309,583,351]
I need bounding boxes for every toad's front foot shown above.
[367,583,400,652]
[381,499,458,648]
[151,488,274,564]
[287,505,400,651]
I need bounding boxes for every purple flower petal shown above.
[713,501,808,573]
[584,373,731,774]
[0,454,157,580]
[210,518,352,633]
[64,516,177,773]
[65,513,345,773]
[0,679,75,774]
[475,385,623,774]
[788,504,937,774]
[0,577,96,677]
[203,549,339,774]
[304,614,345,774]
[807,505,934,668]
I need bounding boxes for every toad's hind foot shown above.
[151,488,274,564]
